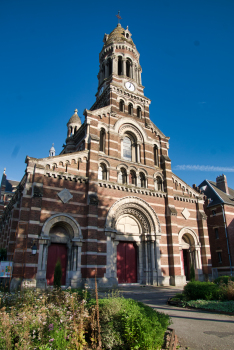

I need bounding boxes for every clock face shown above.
[125,82,135,92]
[99,87,104,96]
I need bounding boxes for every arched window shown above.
[128,103,133,115]
[118,56,122,75]
[156,176,163,191]
[126,59,132,78]
[137,107,141,118]
[154,145,158,166]
[108,58,112,76]
[99,128,106,153]
[129,170,136,185]
[119,100,125,112]
[102,63,105,78]
[140,172,146,188]
[74,126,77,133]
[122,136,132,161]
[98,163,107,180]
[119,167,127,184]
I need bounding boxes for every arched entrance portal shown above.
[36,214,83,289]
[178,228,202,281]
[46,224,69,285]
[105,196,162,285]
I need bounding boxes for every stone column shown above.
[73,247,77,271]
[120,138,123,158]
[42,245,48,271]
[144,237,149,284]
[151,240,156,283]
[126,170,130,185]
[136,241,143,283]
[138,68,142,85]
[113,241,119,278]
[137,144,140,163]
[112,55,117,75]
[105,233,114,278]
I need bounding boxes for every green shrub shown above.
[190,264,195,282]
[98,296,170,350]
[184,281,219,301]
[53,260,62,288]
[214,275,234,285]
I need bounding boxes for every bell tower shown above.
[90,23,151,124]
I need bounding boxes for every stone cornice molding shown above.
[99,181,166,198]
[44,172,88,183]
[172,173,200,199]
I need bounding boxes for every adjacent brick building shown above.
[0,24,212,289]
[198,175,234,277]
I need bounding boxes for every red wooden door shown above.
[46,244,67,285]
[117,242,137,283]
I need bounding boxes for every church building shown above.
[0,23,212,289]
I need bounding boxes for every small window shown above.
[108,58,112,76]
[137,107,141,118]
[98,164,107,180]
[128,103,133,115]
[119,168,127,184]
[140,172,146,188]
[154,145,158,166]
[156,176,163,191]
[119,100,125,112]
[126,59,131,78]
[215,228,219,239]
[129,170,136,185]
[217,252,222,263]
[118,56,122,75]
[212,210,216,216]
[99,129,106,153]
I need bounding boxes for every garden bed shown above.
[0,287,171,349]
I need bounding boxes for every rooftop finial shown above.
[74,109,78,114]
[49,143,55,157]
[3,168,6,174]
[116,10,122,25]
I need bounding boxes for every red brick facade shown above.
[0,24,211,289]
[198,175,234,277]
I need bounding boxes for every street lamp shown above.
[31,242,37,255]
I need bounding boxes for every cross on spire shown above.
[116,10,122,24]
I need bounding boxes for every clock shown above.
[99,87,104,96]
[125,82,135,92]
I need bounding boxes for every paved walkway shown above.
[114,285,234,350]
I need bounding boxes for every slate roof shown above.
[199,179,234,208]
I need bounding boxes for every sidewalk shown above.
[113,285,234,350]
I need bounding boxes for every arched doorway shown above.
[116,215,139,283]
[179,228,202,281]
[36,214,83,289]
[105,196,162,286]
[46,224,68,285]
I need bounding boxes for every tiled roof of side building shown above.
[4,180,19,192]
[207,180,234,207]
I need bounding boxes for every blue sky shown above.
[1,0,234,189]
